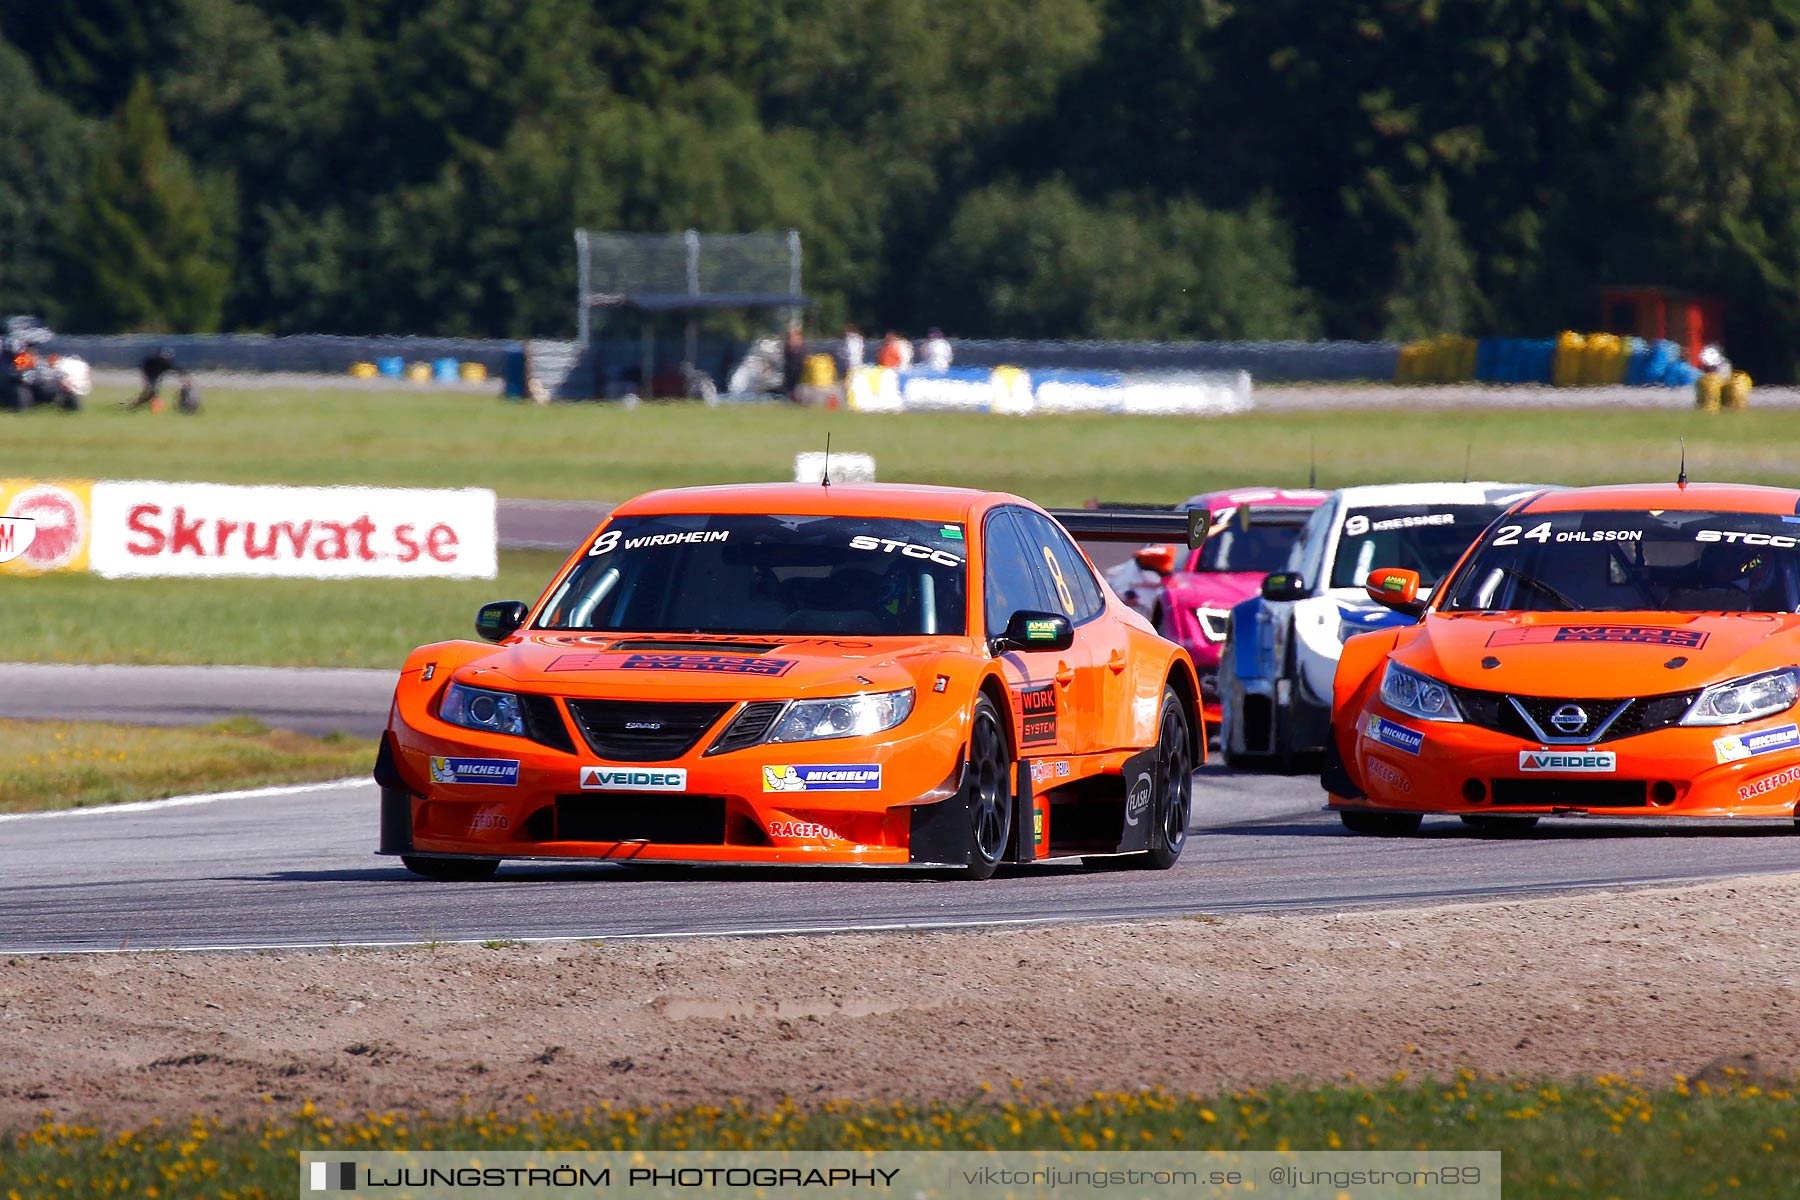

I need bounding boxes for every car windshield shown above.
[1195,516,1305,573]
[1328,504,1504,589]
[536,513,968,636]
[1439,509,1800,613]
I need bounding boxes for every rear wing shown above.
[1048,507,1210,549]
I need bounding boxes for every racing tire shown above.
[56,391,80,412]
[1088,686,1194,871]
[954,694,1014,880]
[1459,815,1539,833]
[401,855,501,881]
[1338,810,1423,836]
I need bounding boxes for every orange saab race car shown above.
[376,483,1208,879]
[1326,482,1800,834]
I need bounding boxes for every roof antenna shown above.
[1462,442,1472,484]
[1307,437,1317,489]
[821,430,832,489]
[1677,438,1687,489]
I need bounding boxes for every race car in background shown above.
[1104,487,1327,722]
[1218,482,1540,770]
[1329,482,1800,833]
[377,483,1209,881]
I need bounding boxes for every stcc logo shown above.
[1549,704,1589,734]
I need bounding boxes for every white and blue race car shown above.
[1218,482,1541,770]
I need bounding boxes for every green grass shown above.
[6,382,1800,504]
[3,550,567,668]
[0,717,373,812]
[3,1076,1794,1198]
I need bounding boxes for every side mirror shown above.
[475,600,528,642]
[1365,568,1425,616]
[1261,571,1306,602]
[1133,544,1178,575]
[994,610,1074,654]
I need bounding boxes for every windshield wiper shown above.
[1496,566,1584,611]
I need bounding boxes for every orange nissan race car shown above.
[1326,482,1800,833]
[376,483,1209,879]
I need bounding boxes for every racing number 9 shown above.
[1041,546,1077,616]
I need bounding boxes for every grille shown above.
[1489,779,1647,808]
[564,700,729,761]
[555,795,726,843]
[706,700,787,755]
[1452,688,1699,745]
[518,693,576,754]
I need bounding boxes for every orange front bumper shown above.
[384,699,969,866]
[1335,701,1800,820]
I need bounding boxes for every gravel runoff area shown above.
[3,874,1795,1129]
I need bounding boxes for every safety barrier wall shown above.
[844,366,1253,416]
[1398,332,1704,388]
[0,479,496,579]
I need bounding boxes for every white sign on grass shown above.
[87,482,497,579]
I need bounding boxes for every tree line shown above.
[2,0,1797,378]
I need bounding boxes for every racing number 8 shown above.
[1041,546,1077,615]
[588,529,621,557]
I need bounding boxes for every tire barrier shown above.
[845,365,1252,416]
[1398,332,1708,389]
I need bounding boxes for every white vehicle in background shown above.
[1218,482,1541,770]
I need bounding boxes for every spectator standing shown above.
[876,330,904,369]
[841,324,864,375]
[781,326,806,401]
[920,327,953,370]
[896,331,915,370]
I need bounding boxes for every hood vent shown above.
[606,639,782,655]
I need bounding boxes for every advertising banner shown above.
[0,478,95,575]
[86,482,497,579]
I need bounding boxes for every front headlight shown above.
[1379,661,1462,723]
[1195,606,1231,643]
[439,682,526,737]
[1680,668,1799,726]
[765,689,914,743]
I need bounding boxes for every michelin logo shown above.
[430,756,519,786]
[762,764,881,792]
[1714,723,1800,765]
[1364,714,1424,756]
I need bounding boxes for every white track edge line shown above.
[0,777,373,822]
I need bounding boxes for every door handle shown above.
[1107,650,1127,674]
[1053,665,1076,687]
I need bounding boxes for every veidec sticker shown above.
[579,766,687,791]
[430,756,520,786]
[1518,750,1616,773]
[761,764,880,792]
[1713,723,1800,764]
[1019,683,1058,746]
[1364,713,1424,756]
[1486,626,1708,649]
[547,652,796,676]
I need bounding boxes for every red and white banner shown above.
[88,482,497,579]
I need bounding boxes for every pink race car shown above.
[1104,487,1327,723]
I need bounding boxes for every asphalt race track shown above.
[4,762,1797,955]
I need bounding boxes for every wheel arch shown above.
[1163,656,1206,765]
